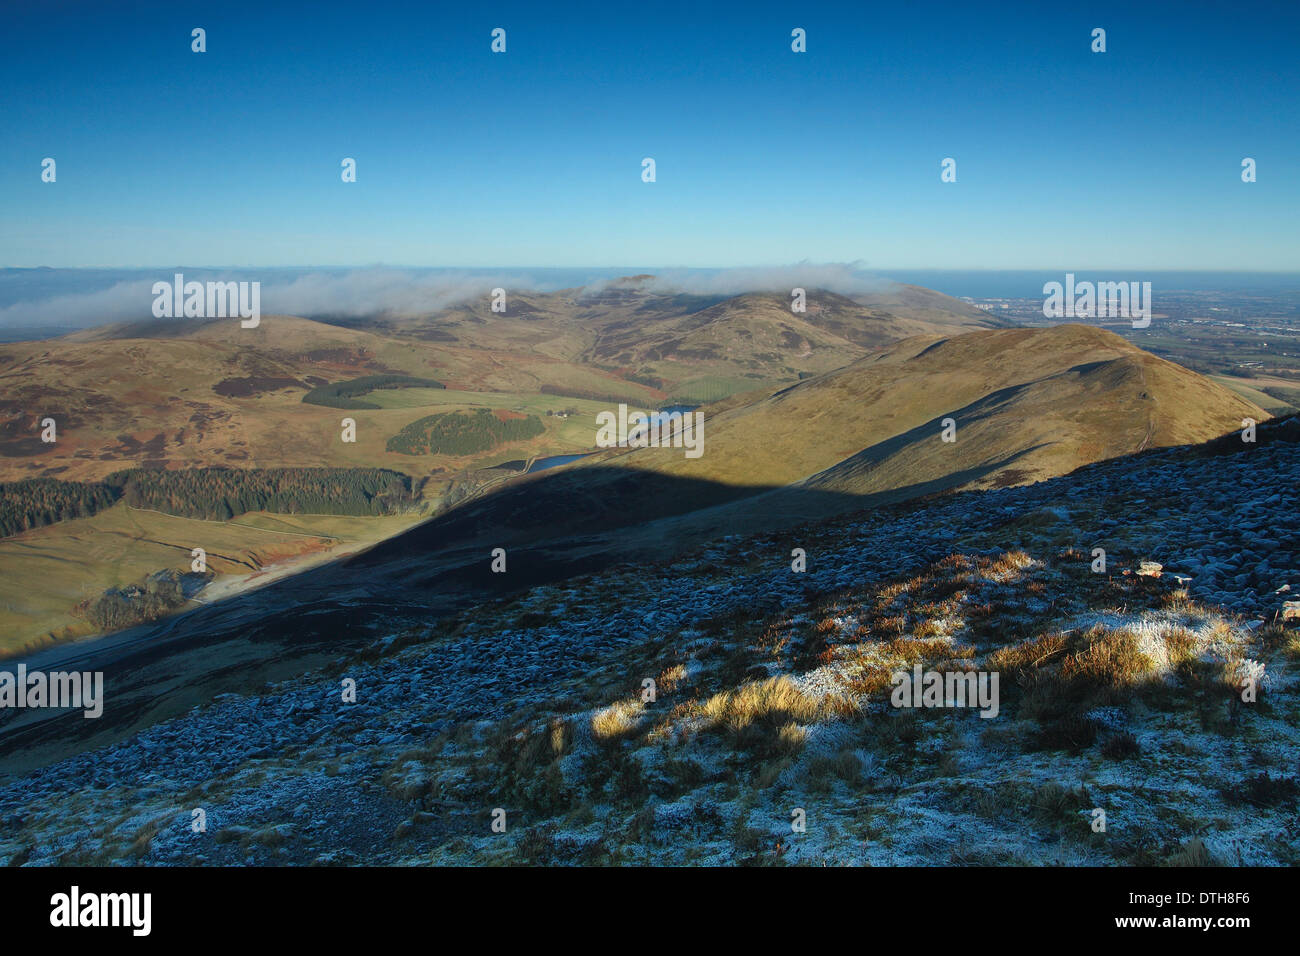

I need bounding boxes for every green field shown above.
[0,503,424,656]
[1211,375,1299,417]
[364,387,656,456]
[664,375,763,404]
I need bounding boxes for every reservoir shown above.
[526,453,590,473]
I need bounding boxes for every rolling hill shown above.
[588,325,1265,503]
[0,293,1267,663]
[0,282,1007,484]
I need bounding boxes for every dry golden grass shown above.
[1159,588,1197,614]
[1256,623,1296,657]
[1062,628,1155,688]
[549,716,571,756]
[876,615,908,636]
[656,663,688,693]
[838,633,971,699]
[591,698,645,741]
[912,617,945,639]
[875,580,912,606]
[982,554,1034,574]
[987,631,1069,677]
[1161,625,1199,665]
[776,721,809,754]
[936,553,974,571]
[815,616,841,636]
[877,636,962,663]
[844,664,897,697]
[700,675,829,732]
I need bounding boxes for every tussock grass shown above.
[875,615,907,636]
[1029,781,1090,822]
[776,721,809,754]
[912,617,945,638]
[815,616,840,636]
[878,636,972,663]
[657,663,688,693]
[1061,628,1156,688]
[805,749,864,792]
[591,699,645,742]
[983,550,1035,578]
[700,676,829,733]
[1166,837,1217,867]
[1222,772,1299,809]
[987,631,1068,678]
[844,664,897,697]
[364,544,1277,865]
[1101,731,1141,760]
[128,818,164,859]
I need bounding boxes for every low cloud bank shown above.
[0,279,156,330]
[0,269,537,329]
[580,262,895,298]
[0,263,895,330]
[259,269,543,318]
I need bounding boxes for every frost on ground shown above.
[0,420,1297,865]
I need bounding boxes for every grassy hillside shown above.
[587,325,1266,501]
[0,318,615,482]
[0,283,1000,484]
[349,279,998,402]
[7,289,1195,658]
[0,503,424,655]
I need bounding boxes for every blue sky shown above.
[2,0,1297,270]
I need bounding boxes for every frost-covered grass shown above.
[360,549,1299,867]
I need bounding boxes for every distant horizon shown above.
[3,264,1299,332]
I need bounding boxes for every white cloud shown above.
[258,269,538,318]
[0,268,540,329]
[579,262,895,298]
[0,279,156,329]
[0,263,897,330]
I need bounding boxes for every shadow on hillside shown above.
[2,414,1295,770]
[0,467,853,767]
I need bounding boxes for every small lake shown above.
[526,453,590,473]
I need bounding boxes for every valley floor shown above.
[1,421,1297,866]
[0,506,426,656]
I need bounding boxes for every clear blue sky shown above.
[2,0,1296,270]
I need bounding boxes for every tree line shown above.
[104,467,416,520]
[0,478,120,537]
[0,467,417,537]
[302,374,445,409]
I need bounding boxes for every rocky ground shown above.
[1,418,1296,866]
